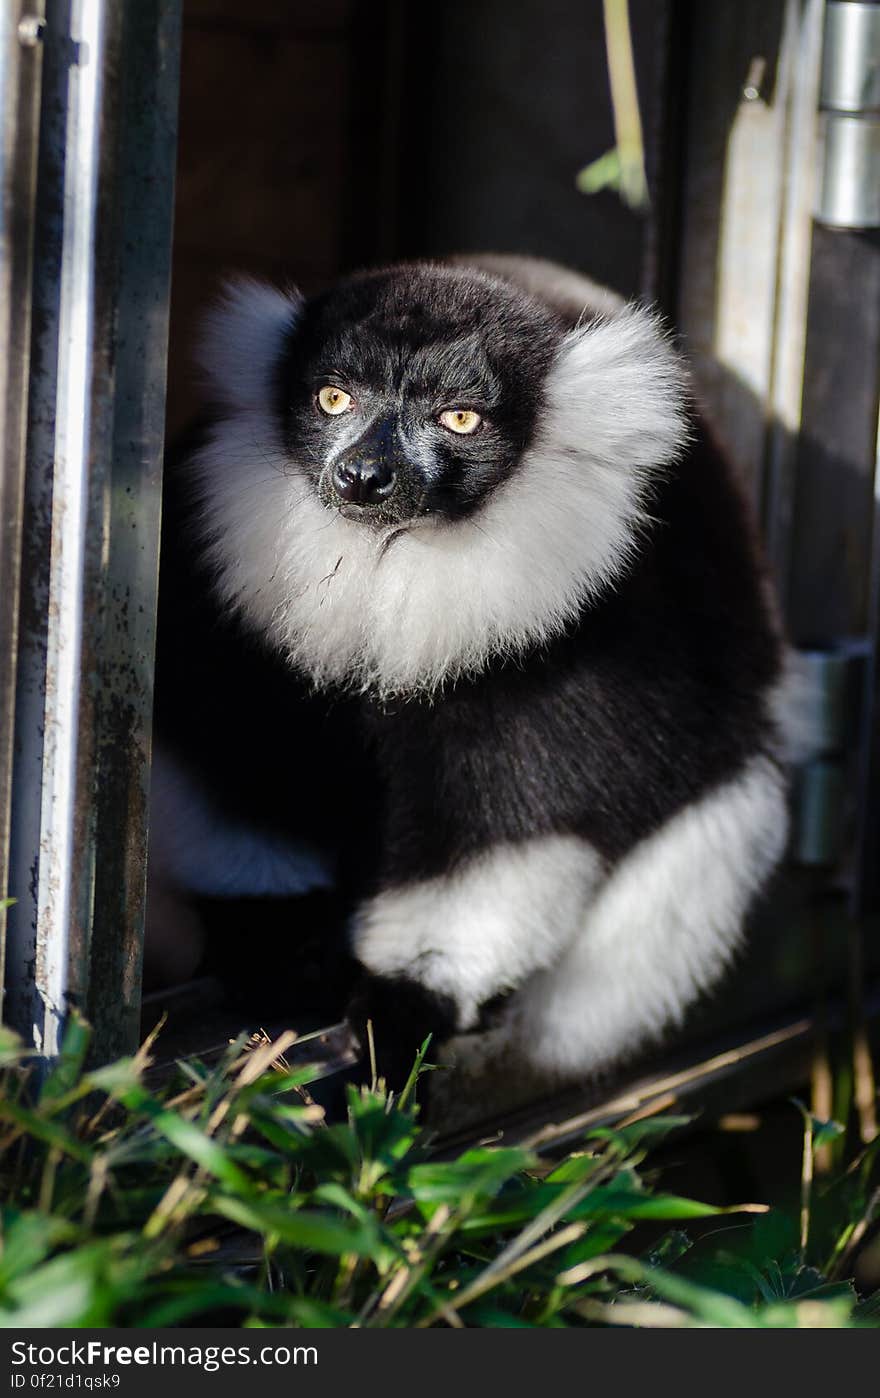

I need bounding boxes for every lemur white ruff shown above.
[152,255,790,1091]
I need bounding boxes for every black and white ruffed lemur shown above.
[150,253,795,1095]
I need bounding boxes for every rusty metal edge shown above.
[0,3,47,1016]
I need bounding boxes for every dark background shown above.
[165,0,666,436]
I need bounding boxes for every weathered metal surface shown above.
[0,3,46,1012]
[82,1,181,1059]
[5,0,108,1059]
[3,0,181,1062]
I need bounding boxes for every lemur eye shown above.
[317,385,353,416]
[439,408,482,435]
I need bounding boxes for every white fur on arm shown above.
[443,756,788,1084]
[352,834,604,1031]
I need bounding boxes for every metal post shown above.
[0,4,46,1012]
[3,0,181,1062]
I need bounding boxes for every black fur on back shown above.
[360,418,782,886]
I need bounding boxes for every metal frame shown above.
[0,4,46,1024]
[2,0,181,1062]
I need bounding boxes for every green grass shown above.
[0,1014,878,1328]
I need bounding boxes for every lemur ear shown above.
[196,278,302,416]
[546,306,690,474]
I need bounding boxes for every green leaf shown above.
[284,1297,356,1327]
[137,1280,280,1328]
[790,1097,846,1147]
[114,1086,253,1192]
[0,1210,78,1287]
[575,147,622,195]
[544,1152,603,1185]
[0,1024,25,1068]
[587,1115,693,1152]
[395,1036,435,1114]
[580,1188,724,1222]
[39,1013,91,1105]
[813,1119,846,1149]
[210,1197,385,1259]
[557,1222,631,1270]
[623,1261,759,1327]
[758,1296,856,1328]
[407,1148,534,1204]
[0,1097,92,1163]
[0,1237,151,1327]
[311,1182,373,1221]
[86,1056,144,1096]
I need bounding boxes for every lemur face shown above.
[274,268,562,528]
[193,262,688,696]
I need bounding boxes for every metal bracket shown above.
[789,641,868,866]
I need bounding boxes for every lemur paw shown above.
[345,972,458,1097]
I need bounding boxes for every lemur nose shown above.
[331,458,397,506]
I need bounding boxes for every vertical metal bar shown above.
[5,0,106,1058]
[0,3,46,1007]
[84,1,181,1056]
[4,0,181,1062]
[40,0,106,1053]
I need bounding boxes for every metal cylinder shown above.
[817,111,880,226]
[816,1,880,228]
[820,1,880,113]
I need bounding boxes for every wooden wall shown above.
[168,0,366,432]
[166,0,670,433]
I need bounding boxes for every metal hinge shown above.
[789,641,869,866]
[816,0,880,228]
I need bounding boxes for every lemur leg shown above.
[349,834,603,1083]
[445,756,789,1088]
